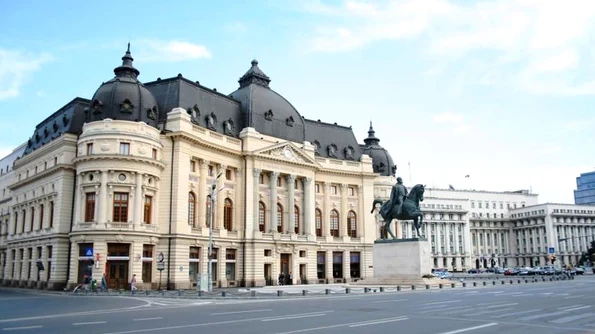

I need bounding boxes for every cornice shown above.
[9,164,75,190]
[166,132,242,157]
[73,154,166,170]
[15,134,78,167]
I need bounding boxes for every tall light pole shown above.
[207,173,222,292]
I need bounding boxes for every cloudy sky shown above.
[1,0,593,204]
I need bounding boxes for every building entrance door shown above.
[107,261,129,290]
[280,254,291,285]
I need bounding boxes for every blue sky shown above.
[1,0,594,204]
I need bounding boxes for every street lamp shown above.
[207,172,222,293]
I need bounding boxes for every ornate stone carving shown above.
[253,168,261,177]
[100,143,110,152]
[116,234,124,242]
[137,146,147,155]
[150,236,158,244]
[266,145,306,163]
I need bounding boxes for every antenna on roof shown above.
[408,161,412,184]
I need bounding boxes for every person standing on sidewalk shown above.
[101,273,107,292]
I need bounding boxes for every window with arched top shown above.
[188,192,196,226]
[206,195,212,228]
[315,209,322,237]
[224,198,233,231]
[347,210,357,238]
[294,205,300,234]
[330,209,339,237]
[277,203,284,233]
[259,201,266,232]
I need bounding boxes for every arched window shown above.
[315,209,322,237]
[347,210,357,238]
[224,198,233,231]
[206,195,212,228]
[188,192,196,226]
[258,201,266,232]
[330,209,339,237]
[294,205,300,234]
[277,203,284,233]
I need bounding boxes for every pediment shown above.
[253,142,317,165]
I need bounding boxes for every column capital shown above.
[218,164,227,171]
[341,184,348,190]
[200,159,209,168]
[302,177,312,186]
[285,174,295,182]
[253,168,261,177]
[270,171,280,178]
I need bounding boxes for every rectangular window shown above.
[225,169,232,180]
[143,196,152,224]
[189,247,200,282]
[86,143,93,155]
[119,143,130,155]
[152,149,157,159]
[350,252,361,278]
[190,160,196,172]
[49,202,54,228]
[39,204,44,229]
[142,245,153,283]
[85,193,96,222]
[225,249,236,281]
[112,193,129,222]
[29,207,34,231]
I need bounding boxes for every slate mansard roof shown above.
[21,45,396,170]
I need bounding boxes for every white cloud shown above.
[134,40,212,62]
[302,0,595,95]
[0,147,13,159]
[432,112,463,123]
[224,22,247,33]
[0,49,53,101]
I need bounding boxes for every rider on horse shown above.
[379,177,408,223]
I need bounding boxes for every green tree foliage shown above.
[579,240,595,265]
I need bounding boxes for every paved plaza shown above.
[1,276,594,333]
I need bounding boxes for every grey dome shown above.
[361,122,396,176]
[86,44,159,128]
[229,60,305,143]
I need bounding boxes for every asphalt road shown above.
[1,276,595,334]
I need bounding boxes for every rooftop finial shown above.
[239,59,271,88]
[113,43,140,79]
[364,120,380,146]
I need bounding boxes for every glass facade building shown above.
[575,171,595,205]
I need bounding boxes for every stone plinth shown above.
[352,238,436,286]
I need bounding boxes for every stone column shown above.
[253,169,261,232]
[323,182,330,237]
[286,175,296,234]
[302,177,313,235]
[134,172,143,225]
[234,169,241,232]
[216,165,226,230]
[198,160,208,228]
[269,172,279,233]
[445,223,451,255]
[73,174,82,225]
[99,170,108,224]
[435,223,442,255]
[343,251,351,280]
[340,184,348,237]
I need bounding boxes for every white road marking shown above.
[423,300,462,306]
[477,301,510,306]
[549,313,595,324]
[133,317,163,321]
[564,296,583,299]
[463,308,515,317]
[491,309,542,319]
[520,306,591,321]
[262,313,327,322]
[211,309,272,315]
[272,317,409,334]
[370,299,409,304]
[420,305,470,313]
[558,304,584,310]
[2,326,43,331]
[436,322,498,334]
[73,321,107,326]
[348,317,408,327]
[443,308,476,315]
[483,303,518,309]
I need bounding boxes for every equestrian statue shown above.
[371,177,426,239]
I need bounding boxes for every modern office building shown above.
[575,171,595,205]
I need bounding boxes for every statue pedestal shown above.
[352,238,437,286]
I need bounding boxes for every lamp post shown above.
[207,173,222,293]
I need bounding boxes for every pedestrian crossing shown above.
[417,302,595,328]
[140,298,212,307]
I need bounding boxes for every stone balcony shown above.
[72,221,159,233]
[6,227,60,242]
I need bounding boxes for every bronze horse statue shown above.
[371,184,426,239]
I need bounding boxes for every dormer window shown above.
[223,119,234,135]
[313,140,321,155]
[91,99,103,114]
[147,106,157,120]
[327,144,338,157]
[286,116,294,127]
[264,109,273,121]
[120,99,133,113]
[344,146,354,160]
[206,113,217,131]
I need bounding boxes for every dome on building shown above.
[361,122,396,176]
[85,44,160,128]
[229,60,306,143]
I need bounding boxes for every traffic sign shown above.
[157,262,165,271]
[548,247,555,254]
[85,248,93,256]
[157,252,164,263]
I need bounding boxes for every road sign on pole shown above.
[548,247,555,254]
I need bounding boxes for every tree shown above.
[579,240,595,265]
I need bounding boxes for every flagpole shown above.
[408,161,412,184]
